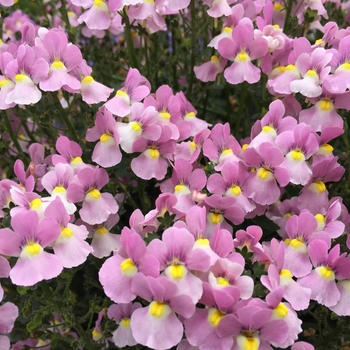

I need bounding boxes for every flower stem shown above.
[123,8,139,69]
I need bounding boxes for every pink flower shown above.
[0,211,62,286]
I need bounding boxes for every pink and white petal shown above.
[5,79,41,105]
[0,302,18,333]
[10,252,63,286]
[329,280,350,316]
[131,306,183,350]
[92,140,122,168]
[53,234,92,268]
[131,153,168,180]
[224,61,261,85]
[0,336,10,350]
[91,231,120,258]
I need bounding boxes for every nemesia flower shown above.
[41,163,77,215]
[261,239,311,310]
[242,142,290,205]
[207,162,256,215]
[130,275,194,350]
[218,23,268,84]
[4,44,49,105]
[0,210,62,286]
[86,107,122,167]
[104,68,151,117]
[143,84,179,140]
[99,227,159,303]
[298,240,350,309]
[130,128,176,180]
[168,91,210,141]
[275,123,319,185]
[70,60,114,104]
[78,0,120,30]
[67,166,119,225]
[147,226,208,304]
[297,156,345,214]
[249,99,297,149]
[159,158,207,214]
[283,210,330,278]
[203,123,241,171]
[128,1,167,34]
[52,136,85,170]
[82,213,120,258]
[231,302,289,350]
[116,102,161,153]
[34,29,83,92]
[263,288,302,347]
[108,302,142,347]
[185,286,241,350]
[323,35,350,92]
[194,56,227,82]
[289,47,332,98]
[45,198,92,268]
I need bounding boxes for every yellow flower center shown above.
[208,308,225,327]
[23,242,42,256]
[120,258,138,276]
[120,318,131,327]
[30,198,42,210]
[81,75,94,84]
[318,266,335,280]
[273,303,289,318]
[319,99,333,111]
[149,301,170,318]
[96,226,108,235]
[61,227,73,238]
[217,276,230,286]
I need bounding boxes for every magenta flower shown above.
[99,227,159,303]
[108,302,142,347]
[159,158,207,214]
[66,166,118,225]
[261,239,311,310]
[283,210,330,278]
[130,275,194,350]
[86,107,122,167]
[299,240,350,310]
[130,129,176,180]
[82,213,120,258]
[4,44,49,105]
[218,23,268,84]
[203,123,241,171]
[289,47,332,98]
[104,68,151,117]
[52,136,84,170]
[242,142,290,205]
[41,162,77,215]
[0,210,62,286]
[147,226,209,304]
[207,162,256,215]
[45,198,92,268]
[275,123,319,185]
[34,29,83,92]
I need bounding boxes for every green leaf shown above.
[26,314,43,332]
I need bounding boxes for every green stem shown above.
[171,21,179,91]
[50,92,79,142]
[283,0,294,35]
[123,8,139,69]
[234,82,247,136]
[187,0,197,95]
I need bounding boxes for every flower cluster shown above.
[1,0,350,349]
